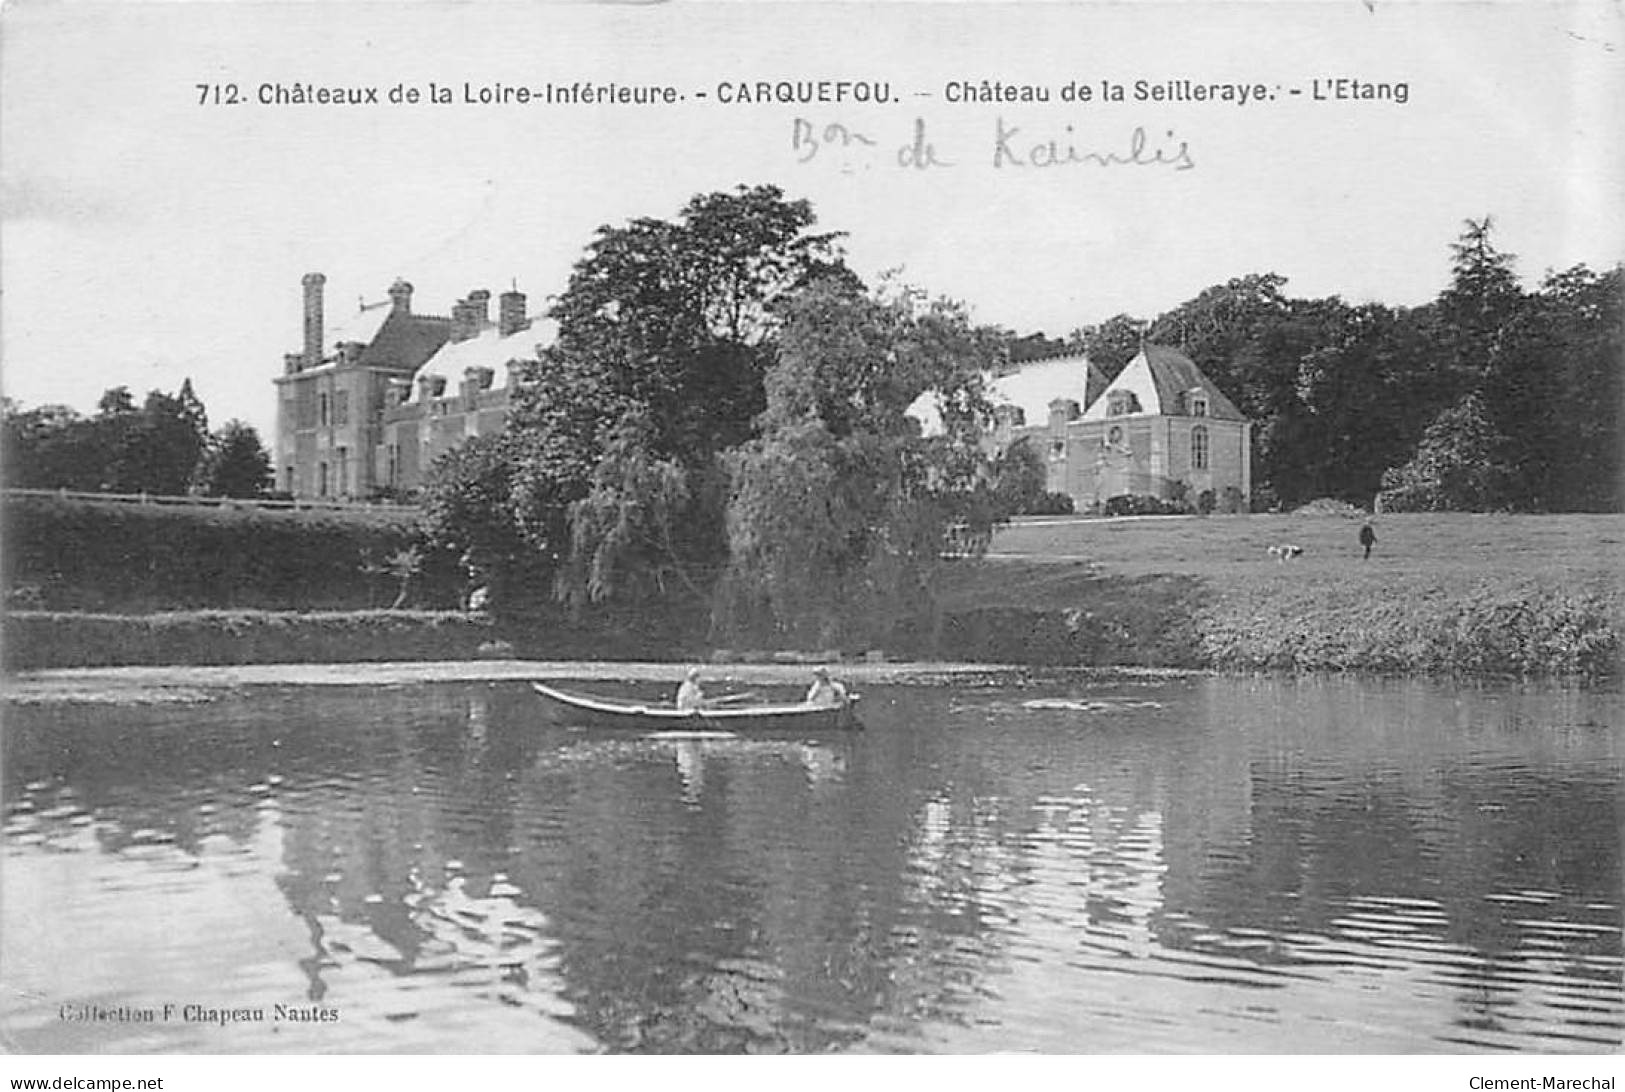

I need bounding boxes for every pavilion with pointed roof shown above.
[988,344,1252,512]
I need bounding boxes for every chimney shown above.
[468,289,491,327]
[450,301,475,344]
[388,278,413,315]
[499,289,528,336]
[1048,398,1080,430]
[302,273,326,368]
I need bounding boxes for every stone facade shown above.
[274,273,541,500]
[990,345,1252,511]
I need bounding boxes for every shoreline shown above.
[1,659,1201,705]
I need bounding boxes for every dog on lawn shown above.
[1267,544,1305,562]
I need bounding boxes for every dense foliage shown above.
[3,495,433,612]
[717,280,1005,647]
[198,420,273,498]
[1037,219,1620,513]
[5,380,274,499]
[414,186,857,615]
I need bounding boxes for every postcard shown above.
[2,0,1620,1080]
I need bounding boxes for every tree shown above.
[1071,314,1147,381]
[1258,301,1439,506]
[4,384,212,494]
[1435,216,1524,380]
[1004,330,1074,365]
[419,433,540,609]
[3,401,95,488]
[109,389,208,495]
[1522,263,1623,511]
[990,437,1049,517]
[500,184,855,608]
[1149,273,1291,397]
[536,183,853,466]
[97,387,136,418]
[718,279,1004,647]
[177,378,209,441]
[1378,392,1510,511]
[199,420,272,498]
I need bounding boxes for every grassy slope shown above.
[939,514,1623,675]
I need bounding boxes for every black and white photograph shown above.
[1,0,1620,1080]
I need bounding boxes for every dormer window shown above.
[1190,394,1208,417]
[1106,390,1141,417]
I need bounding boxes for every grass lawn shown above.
[938,513,1622,675]
[984,512,1623,583]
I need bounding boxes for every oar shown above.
[709,691,760,706]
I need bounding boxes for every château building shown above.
[274,273,544,499]
[968,344,1252,511]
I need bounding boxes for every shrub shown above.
[1027,491,1076,516]
[1103,493,1190,517]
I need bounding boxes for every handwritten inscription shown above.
[792,117,1193,173]
[994,121,1193,170]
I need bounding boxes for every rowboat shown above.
[531,682,862,733]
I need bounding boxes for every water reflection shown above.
[2,676,1619,1053]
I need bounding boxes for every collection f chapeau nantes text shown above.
[196,75,1409,174]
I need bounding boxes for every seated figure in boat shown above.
[676,667,706,711]
[805,666,848,707]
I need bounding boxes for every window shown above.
[1190,395,1208,417]
[334,390,350,427]
[336,447,348,496]
[319,392,330,428]
[1191,425,1209,470]
[1050,439,1066,459]
[318,462,329,496]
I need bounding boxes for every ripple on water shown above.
[2,677,1620,1054]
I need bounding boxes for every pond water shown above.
[2,674,1620,1054]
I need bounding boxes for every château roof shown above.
[357,310,452,372]
[1080,344,1244,421]
[987,353,1106,425]
[906,352,1104,434]
[403,317,557,401]
[324,300,393,351]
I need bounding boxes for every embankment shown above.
[7,567,1616,677]
[1,603,711,672]
[929,561,1621,678]
[4,505,1619,678]
[4,611,498,671]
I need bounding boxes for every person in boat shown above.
[675,667,706,711]
[804,666,848,707]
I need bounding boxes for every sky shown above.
[2,1,1621,441]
